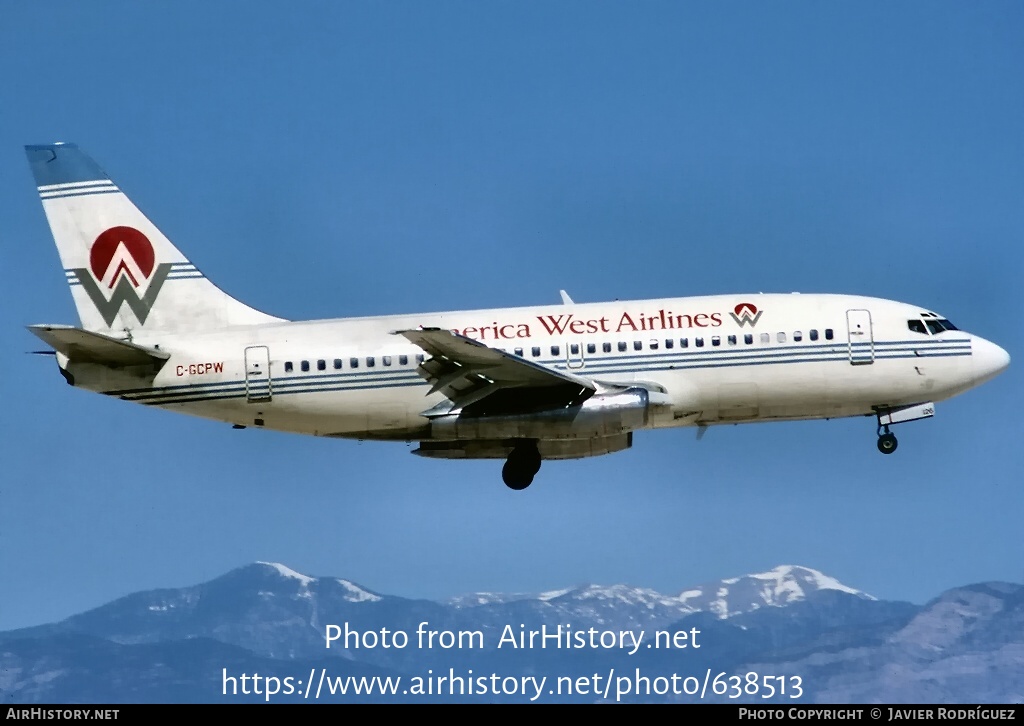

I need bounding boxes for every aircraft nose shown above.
[972,336,1010,385]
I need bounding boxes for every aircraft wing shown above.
[395,327,595,411]
[27,324,170,368]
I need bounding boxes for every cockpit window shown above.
[909,318,958,335]
[925,319,954,333]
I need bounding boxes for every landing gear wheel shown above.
[502,442,542,490]
[502,459,534,490]
[877,432,898,454]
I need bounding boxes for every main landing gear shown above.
[502,441,542,490]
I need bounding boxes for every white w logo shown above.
[98,242,152,289]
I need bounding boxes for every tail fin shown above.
[25,143,285,334]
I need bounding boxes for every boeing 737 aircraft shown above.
[25,143,1010,489]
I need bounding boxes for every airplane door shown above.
[566,341,585,369]
[244,345,272,402]
[846,309,874,365]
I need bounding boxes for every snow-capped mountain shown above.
[447,564,874,630]
[676,564,875,618]
[6,563,1019,703]
[3,562,872,662]
[255,561,383,603]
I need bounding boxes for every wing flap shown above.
[396,327,595,410]
[27,324,170,368]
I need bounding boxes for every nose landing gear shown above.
[502,441,542,490]
[876,426,898,454]
[872,402,935,455]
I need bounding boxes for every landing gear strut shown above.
[502,441,542,490]
[876,424,898,454]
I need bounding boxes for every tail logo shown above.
[73,226,171,326]
[729,302,763,327]
[90,226,155,288]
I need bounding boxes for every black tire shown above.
[877,433,898,454]
[502,442,541,490]
[522,446,542,476]
[502,458,533,490]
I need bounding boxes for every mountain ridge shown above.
[4,563,1020,703]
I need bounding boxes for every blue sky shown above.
[1,2,1022,632]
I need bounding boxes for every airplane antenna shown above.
[559,290,575,305]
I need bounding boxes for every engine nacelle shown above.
[429,387,671,440]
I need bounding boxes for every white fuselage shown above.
[64,292,1006,443]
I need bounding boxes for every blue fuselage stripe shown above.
[111,345,971,405]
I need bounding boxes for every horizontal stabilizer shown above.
[27,324,169,368]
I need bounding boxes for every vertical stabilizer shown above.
[25,143,285,334]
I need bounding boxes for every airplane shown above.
[24,143,1011,490]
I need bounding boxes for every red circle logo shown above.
[89,226,155,288]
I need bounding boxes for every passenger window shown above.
[603,342,612,353]
[586,343,596,354]
[532,347,541,357]
[285,361,293,373]
[633,340,642,351]
[680,338,688,348]
[825,329,834,340]
[711,336,721,346]
[665,339,674,349]
[301,360,310,372]
[618,341,627,352]
[416,354,425,364]
[760,333,770,344]
[317,359,326,371]
[366,357,375,368]
[695,338,704,348]
[809,330,818,341]
[333,358,343,369]
[349,357,359,369]
[649,339,659,350]
[777,332,787,343]
[793,331,802,342]
[514,347,523,357]
[550,345,560,356]
[744,334,753,344]
[383,355,392,366]
[399,354,408,366]
[727,335,737,345]
[570,344,580,355]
